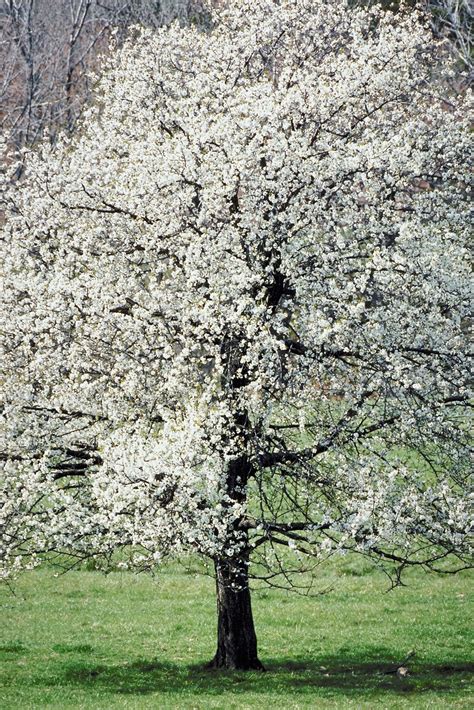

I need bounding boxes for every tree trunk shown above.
[205,370,261,669]
[208,556,264,670]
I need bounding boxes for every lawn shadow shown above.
[55,650,473,699]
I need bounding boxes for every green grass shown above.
[1,559,472,709]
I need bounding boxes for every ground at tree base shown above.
[1,558,472,709]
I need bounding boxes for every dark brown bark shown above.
[208,448,263,669]
[208,556,264,670]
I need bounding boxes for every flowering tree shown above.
[0,0,472,670]
[353,0,473,79]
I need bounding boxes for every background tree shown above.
[0,0,206,164]
[429,0,473,75]
[0,0,472,670]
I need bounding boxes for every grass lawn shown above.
[0,558,472,709]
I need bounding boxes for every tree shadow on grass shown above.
[54,651,473,699]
